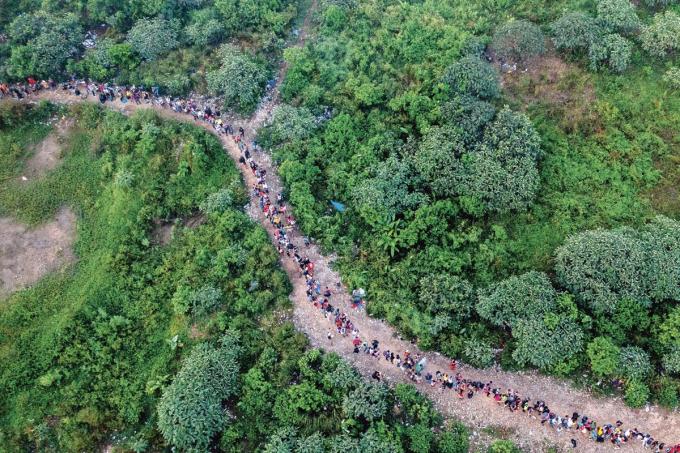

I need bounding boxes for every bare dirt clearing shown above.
[0,207,76,297]
[21,116,72,181]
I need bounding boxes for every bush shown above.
[441,95,496,145]
[642,0,678,7]
[157,335,240,451]
[586,336,620,377]
[624,380,650,408]
[172,284,223,317]
[342,382,389,422]
[127,18,179,61]
[488,440,522,453]
[512,315,584,370]
[207,45,268,114]
[413,126,467,199]
[443,56,500,100]
[588,33,632,72]
[619,346,652,380]
[261,104,317,147]
[437,422,469,453]
[656,377,679,409]
[462,107,542,215]
[185,8,226,47]
[6,12,83,79]
[551,12,601,52]
[462,338,495,368]
[477,271,557,328]
[640,11,680,58]
[596,0,641,34]
[663,67,680,89]
[491,20,546,62]
[200,188,235,214]
[662,347,680,375]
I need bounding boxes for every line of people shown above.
[2,76,678,452]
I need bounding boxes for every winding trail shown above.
[15,3,680,451]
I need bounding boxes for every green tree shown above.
[462,107,542,215]
[437,421,469,453]
[342,382,389,422]
[126,18,179,61]
[6,12,83,79]
[200,188,235,214]
[588,33,632,72]
[443,56,500,100]
[551,12,601,52]
[596,0,641,34]
[157,335,240,451]
[624,380,650,408]
[419,274,475,332]
[662,348,680,375]
[207,45,268,114]
[185,7,226,47]
[555,228,648,313]
[512,315,584,370]
[413,126,467,199]
[641,11,680,58]
[261,104,317,147]
[491,20,546,62]
[663,67,680,89]
[586,336,620,377]
[441,95,496,145]
[619,346,652,380]
[477,271,557,328]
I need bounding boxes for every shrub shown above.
[261,104,317,147]
[586,337,620,377]
[207,45,268,114]
[512,315,584,370]
[588,33,632,72]
[477,271,557,328]
[663,67,680,89]
[126,18,179,61]
[342,382,389,422]
[619,346,652,380]
[462,338,495,368]
[656,377,679,409]
[441,95,496,145]
[172,284,223,317]
[157,335,240,451]
[624,380,650,408]
[443,56,500,100]
[551,12,601,52]
[662,347,680,375]
[596,0,641,34]
[200,188,235,214]
[185,8,226,47]
[437,422,470,453]
[491,20,546,62]
[641,0,678,9]
[640,11,680,58]
[413,126,467,199]
[488,440,522,453]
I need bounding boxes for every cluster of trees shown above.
[267,0,680,410]
[0,0,299,102]
[551,0,680,72]
[0,101,519,453]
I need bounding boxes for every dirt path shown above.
[18,5,680,451]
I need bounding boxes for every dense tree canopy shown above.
[126,17,180,61]
[207,45,269,113]
[491,20,546,62]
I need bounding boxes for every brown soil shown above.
[501,55,600,135]
[0,207,76,297]
[21,116,72,181]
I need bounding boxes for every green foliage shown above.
[624,379,650,408]
[588,33,632,73]
[418,274,475,332]
[477,271,556,328]
[491,20,546,62]
[488,440,522,453]
[172,284,223,317]
[663,67,680,89]
[157,335,240,451]
[596,0,641,34]
[5,12,83,79]
[555,218,680,313]
[586,337,620,377]
[640,11,680,58]
[551,12,601,52]
[443,56,500,100]
[662,348,680,375]
[655,377,679,409]
[260,104,317,148]
[342,382,389,422]
[185,7,226,47]
[437,422,470,453]
[619,346,652,380]
[200,187,236,214]
[413,126,466,199]
[512,315,584,370]
[440,95,496,146]
[126,17,180,61]
[207,45,269,114]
